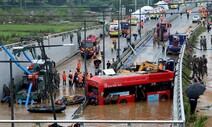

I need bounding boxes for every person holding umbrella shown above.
[185,82,206,115]
[189,97,199,115]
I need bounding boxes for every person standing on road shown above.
[55,72,60,88]
[192,57,199,78]
[198,57,204,79]
[68,70,73,87]
[112,38,117,50]
[137,23,141,35]
[189,97,199,115]
[200,36,204,50]
[202,54,208,76]
[62,71,67,85]
[203,36,207,50]
[106,60,111,69]
[159,15,164,22]
[69,32,74,43]
[77,60,81,72]
[77,28,81,47]
[162,42,165,53]
[140,20,144,29]
[207,23,211,33]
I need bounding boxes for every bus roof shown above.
[81,35,97,43]
[87,70,174,88]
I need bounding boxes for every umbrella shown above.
[185,83,206,98]
[94,59,101,67]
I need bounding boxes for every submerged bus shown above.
[86,70,174,105]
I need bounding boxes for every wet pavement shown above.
[193,30,212,126]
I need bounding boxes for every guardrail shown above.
[173,43,186,127]
[172,23,201,127]
[0,119,184,127]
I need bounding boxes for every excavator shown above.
[120,61,159,73]
[120,58,175,73]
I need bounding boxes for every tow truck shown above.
[166,34,187,55]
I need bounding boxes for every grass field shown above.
[0,22,97,44]
[0,24,77,32]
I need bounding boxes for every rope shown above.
[190,44,212,50]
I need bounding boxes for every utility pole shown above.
[9,59,14,127]
[83,20,87,95]
[117,4,121,64]
[135,0,137,11]
[103,12,105,69]
[40,38,57,126]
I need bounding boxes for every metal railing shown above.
[0,119,184,127]
[173,44,186,127]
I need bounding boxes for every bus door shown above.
[135,85,146,101]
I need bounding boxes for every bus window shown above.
[104,86,135,97]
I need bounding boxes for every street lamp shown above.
[129,9,133,45]
[117,5,121,64]
[83,20,87,95]
[102,12,106,69]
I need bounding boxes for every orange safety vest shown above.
[62,73,66,80]
[77,61,81,69]
[126,29,130,35]
[78,74,83,83]
[140,22,144,27]
[112,38,116,43]
[160,16,164,21]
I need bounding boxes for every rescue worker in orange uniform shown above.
[160,15,164,22]
[78,72,83,87]
[62,71,67,85]
[76,60,81,72]
[140,20,144,29]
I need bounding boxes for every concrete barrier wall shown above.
[0,27,102,99]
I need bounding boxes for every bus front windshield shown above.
[88,85,98,95]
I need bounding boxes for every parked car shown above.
[192,14,201,23]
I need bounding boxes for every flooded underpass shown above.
[0,85,173,127]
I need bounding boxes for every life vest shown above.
[77,61,81,69]
[112,38,116,43]
[160,16,164,21]
[140,22,144,27]
[78,74,83,83]
[62,73,66,80]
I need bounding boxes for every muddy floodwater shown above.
[0,86,172,127]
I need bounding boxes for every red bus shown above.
[86,70,174,105]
